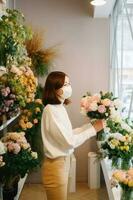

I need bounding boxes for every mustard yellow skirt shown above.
[41,156,71,200]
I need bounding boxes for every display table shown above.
[14,174,28,200]
[97,139,121,200]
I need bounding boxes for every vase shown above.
[97,130,106,141]
[121,188,133,200]
[3,182,18,200]
[111,158,131,170]
[120,159,132,170]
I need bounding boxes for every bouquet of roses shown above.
[112,169,133,200]
[80,91,122,120]
[101,132,133,169]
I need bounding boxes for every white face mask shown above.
[61,85,72,99]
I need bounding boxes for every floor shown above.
[20,183,109,200]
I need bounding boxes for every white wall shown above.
[16,0,110,182]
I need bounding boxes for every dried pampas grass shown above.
[26,29,58,77]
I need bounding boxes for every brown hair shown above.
[43,71,71,106]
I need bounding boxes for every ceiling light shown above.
[90,0,107,6]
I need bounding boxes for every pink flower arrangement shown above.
[80,91,120,120]
[1,132,31,154]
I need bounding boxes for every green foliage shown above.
[0,9,32,66]
[107,119,130,135]
[16,100,44,163]
[31,52,49,76]
[87,106,111,119]
[0,149,39,188]
[8,73,27,107]
[35,85,43,99]
[100,91,117,100]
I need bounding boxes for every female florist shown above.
[0,8,56,200]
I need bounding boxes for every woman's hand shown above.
[92,120,105,133]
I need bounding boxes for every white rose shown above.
[113,99,123,109]
[108,143,115,149]
[121,122,132,133]
[0,66,7,77]
[10,65,22,76]
[80,107,87,116]
[0,141,6,155]
[31,151,38,159]
[112,133,126,142]
[89,102,98,111]
[110,108,122,123]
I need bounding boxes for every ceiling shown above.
[90,0,116,18]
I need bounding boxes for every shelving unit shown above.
[0,112,28,200]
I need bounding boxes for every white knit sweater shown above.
[41,104,96,158]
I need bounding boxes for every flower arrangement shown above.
[16,99,44,162]
[0,9,38,124]
[0,132,39,189]
[0,65,38,111]
[112,169,133,200]
[101,132,133,169]
[0,9,32,67]
[0,85,20,125]
[18,99,43,135]
[80,91,122,120]
[105,118,133,135]
[8,65,38,105]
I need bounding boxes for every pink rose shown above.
[7,142,21,154]
[98,105,106,113]
[12,143,21,154]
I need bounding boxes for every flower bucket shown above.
[121,188,133,200]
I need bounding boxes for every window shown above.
[110,0,133,118]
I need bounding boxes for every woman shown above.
[41,71,104,200]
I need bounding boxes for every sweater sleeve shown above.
[43,106,96,150]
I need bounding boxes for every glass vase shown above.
[121,188,133,200]
[111,158,131,170]
[97,130,106,141]
[120,159,132,170]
